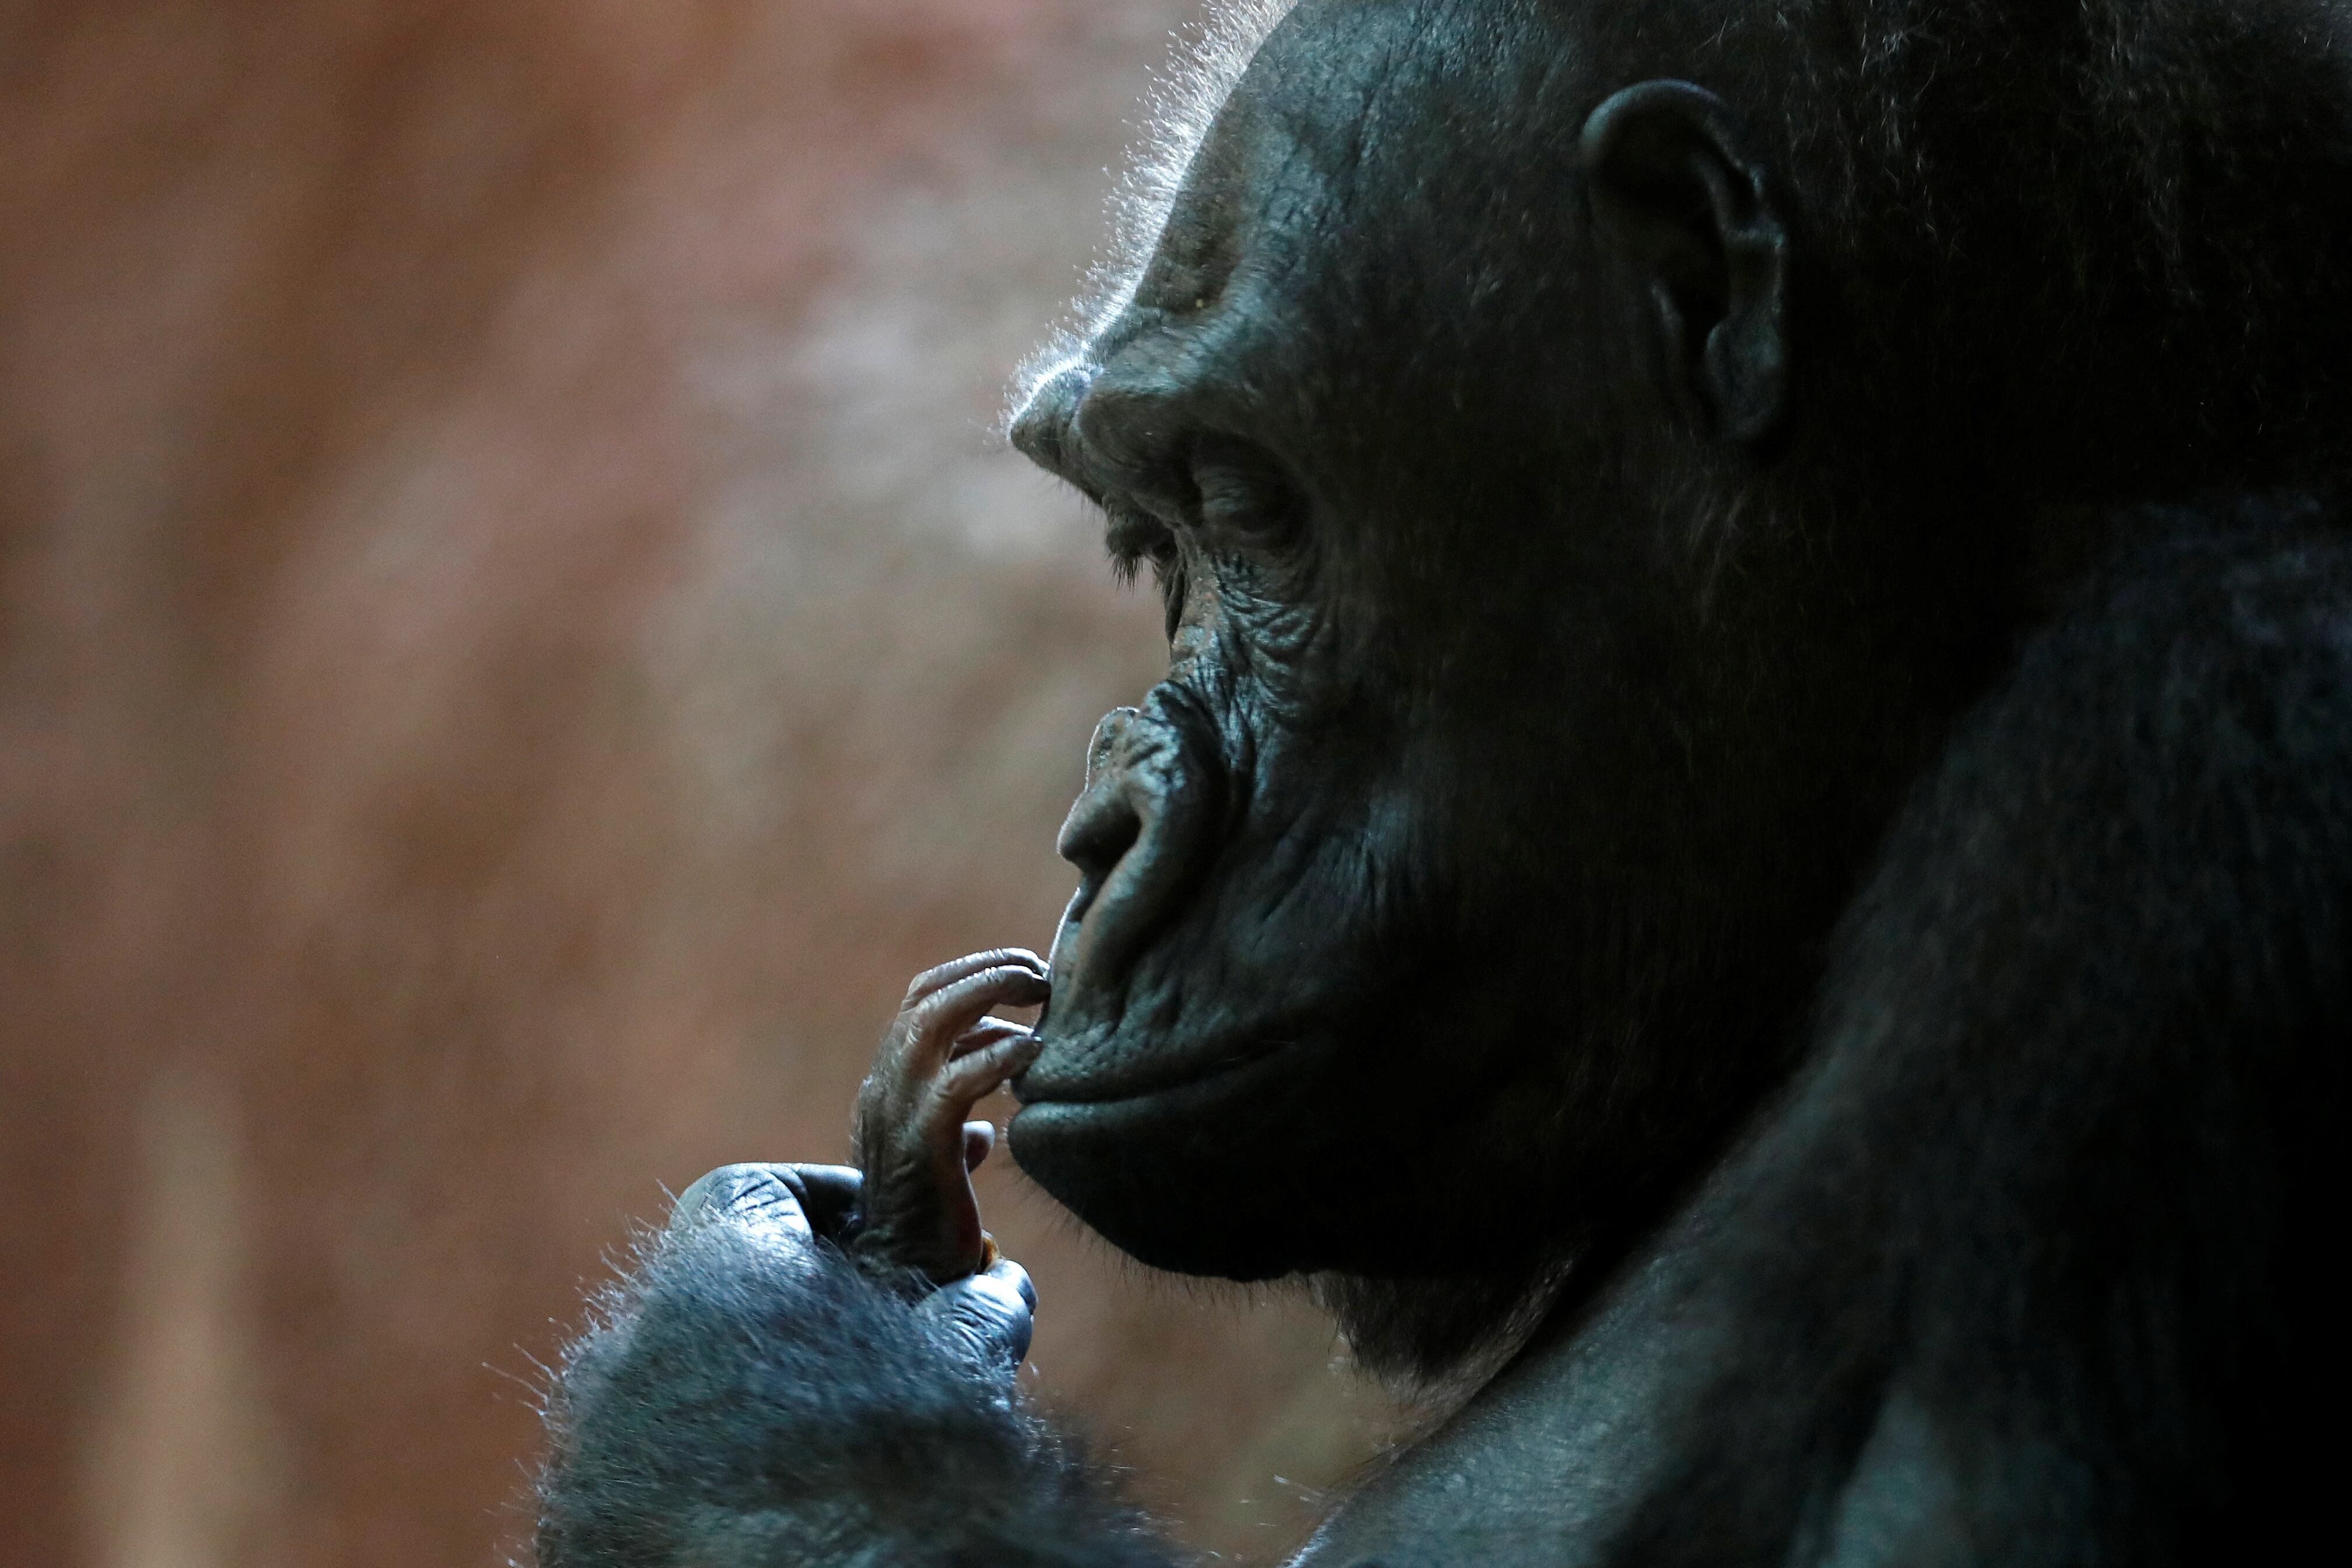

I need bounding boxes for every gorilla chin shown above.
[1012,1004,1411,1282]
[1011,1055,1314,1282]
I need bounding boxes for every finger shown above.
[866,1012,1014,1130]
[902,948,1047,1007]
[948,1017,1029,1061]
[927,1031,1044,1135]
[906,965,1052,1067]
[869,966,1047,1128]
[961,1121,996,1172]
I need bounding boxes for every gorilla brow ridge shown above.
[1007,0,1297,423]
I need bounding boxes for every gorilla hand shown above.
[533,950,1174,1568]
[850,948,1048,1286]
[543,1162,1159,1568]
[668,1158,1038,1377]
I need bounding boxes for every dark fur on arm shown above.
[537,1221,1180,1568]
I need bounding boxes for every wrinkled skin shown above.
[669,1161,1039,1378]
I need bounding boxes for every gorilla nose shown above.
[1055,707,1148,929]
[1059,772,1142,892]
[1043,703,1214,1019]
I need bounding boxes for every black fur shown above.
[537,1224,1173,1568]
[1609,498,2352,1565]
[537,0,2352,1562]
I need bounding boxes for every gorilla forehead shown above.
[1082,0,1582,365]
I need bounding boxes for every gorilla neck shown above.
[1314,1256,1577,1395]
[1315,1029,1812,1391]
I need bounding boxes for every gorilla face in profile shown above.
[1008,0,1986,1296]
[539,2,2351,1563]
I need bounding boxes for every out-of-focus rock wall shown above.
[0,3,1406,1563]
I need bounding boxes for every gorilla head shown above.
[1004,0,2351,1355]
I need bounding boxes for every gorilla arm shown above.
[534,951,1181,1568]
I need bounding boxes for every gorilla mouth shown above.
[1014,855,1302,1106]
[1017,898,1289,1103]
[1011,1021,1284,1107]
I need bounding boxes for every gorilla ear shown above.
[1581,80,1790,445]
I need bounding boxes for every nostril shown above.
[1058,786,1142,887]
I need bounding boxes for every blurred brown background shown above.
[0,2,1409,1563]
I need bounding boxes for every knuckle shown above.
[936,1064,987,1099]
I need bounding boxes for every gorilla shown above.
[535,0,2352,1563]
